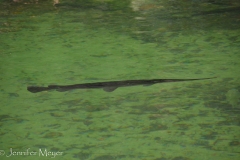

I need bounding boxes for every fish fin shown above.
[48,85,67,92]
[103,87,118,92]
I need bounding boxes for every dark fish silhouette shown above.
[27,77,215,93]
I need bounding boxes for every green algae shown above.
[0,0,240,160]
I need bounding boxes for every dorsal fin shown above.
[103,87,118,92]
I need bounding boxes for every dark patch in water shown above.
[0,115,11,121]
[73,152,90,159]
[8,93,19,97]
[229,140,240,146]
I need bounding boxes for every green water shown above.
[0,0,239,160]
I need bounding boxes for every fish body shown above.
[27,77,216,93]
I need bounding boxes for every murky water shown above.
[0,0,240,160]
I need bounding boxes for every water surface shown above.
[0,0,239,160]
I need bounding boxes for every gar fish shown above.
[27,77,215,93]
